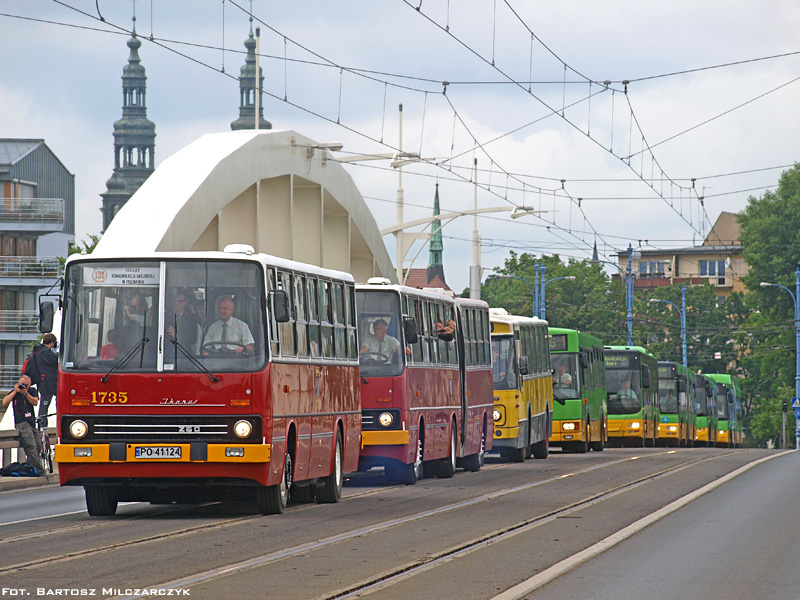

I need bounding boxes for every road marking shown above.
[491,449,794,600]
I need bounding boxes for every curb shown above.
[0,472,59,493]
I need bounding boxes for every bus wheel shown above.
[462,425,486,472]
[510,422,529,463]
[590,417,605,452]
[436,424,458,478]
[532,415,549,459]
[576,419,589,453]
[257,450,291,514]
[290,483,315,503]
[85,486,117,517]
[316,431,344,503]
[401,435,424,484]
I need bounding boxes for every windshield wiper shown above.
[169,338,219,383]
[101,336,150,383]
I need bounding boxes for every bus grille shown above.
[60,415,262,444]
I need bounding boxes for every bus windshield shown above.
[551,353,578,401]
[658,379,679,413]
[606,368,642,414]
[716,384,730,419]
[491,336,517,390]
[356,290,405,378]
[62,260,266,373]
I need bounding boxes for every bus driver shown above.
[203,296,254,354]
[360,319,401,361]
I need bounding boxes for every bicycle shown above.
[36,413,55,474]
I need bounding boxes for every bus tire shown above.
[257,449,291,515]
[85,486,117,517]
[400,434,424,484]
[316,431,344,503]
[576,418,589,453]
[463,423,486,472]
[590,417,605,452]
[510,421,529,463]
[436,424,457,478]
[290,482,315,503]
[532,414,549,459]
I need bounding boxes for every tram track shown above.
[89,449,746,599]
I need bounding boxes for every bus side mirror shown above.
[642,364,651,388]
[39,300,54,333]
[403,318,418,344]
[518,355,529,375]
[270,290,290,323]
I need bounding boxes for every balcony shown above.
[0,310,40,342]
[0,257,62,287]
[0,365,22,390]
[0,198,65,234]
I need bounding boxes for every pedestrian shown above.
[30,332,59,419]
[2,375,43,473]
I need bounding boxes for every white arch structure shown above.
[96,130,396,283]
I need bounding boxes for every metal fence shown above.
[0,310,39,333]
[0,198,64,223]
[0,256,62,279]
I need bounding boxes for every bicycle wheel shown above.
[42,434,53,474]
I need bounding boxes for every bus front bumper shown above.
[607,418,644,439]
[55,443,270,464]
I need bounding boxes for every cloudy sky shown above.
[2,1,799,291]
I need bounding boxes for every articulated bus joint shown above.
[54,443,271,463]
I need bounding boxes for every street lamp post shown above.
[497,274,536,318]
[540,275,576,321]
[760,267,800,450]
[649,285,687,369]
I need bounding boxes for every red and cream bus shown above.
[355,279,493,484]
[50,247,361,516]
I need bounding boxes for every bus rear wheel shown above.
[257,450,291,515]
[316,431,344,503]
[532,414,549,459]
[85,486,117,517]
[436,425,457,478]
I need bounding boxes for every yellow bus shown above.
[489,309,553,461]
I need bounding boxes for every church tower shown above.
[100,17,156,232]
[427,183,446,284]
[231,20,272,131]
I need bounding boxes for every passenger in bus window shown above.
[435,319,455,342]
[359,318,401,362]
[167,290,202,354]
[100,329,120,360]
[202,296,255,355]
[123,293,150,326]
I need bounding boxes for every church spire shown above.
[100,13,156,232]
[231,18,272,131]
[427,184,446,284]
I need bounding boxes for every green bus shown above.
[604,346,660,447]
[705,373,743,448]
[657,361,695,447]
[693,374,717,446]
[548,328,607,453]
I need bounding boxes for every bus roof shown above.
[488,308,547,327]
[66,249,356,283]
[548,327,603,348]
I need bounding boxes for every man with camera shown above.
[2,375,43,473]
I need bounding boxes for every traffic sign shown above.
[792,398,800,409]
[794,408,800,420]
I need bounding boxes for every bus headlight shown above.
[630,422,641,429]
[234,420,253,439]
[69,420,88,439]
[378,412,394,427]
[668,425,678,432]
[493,409,502,422]
[562,422,576,431]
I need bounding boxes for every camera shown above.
[17,383,27,390]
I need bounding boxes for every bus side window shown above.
[427,301,439,364]
[279,271,296,356]
[294,274,308,358]
[268,267,280,357]
[307,278,321,358]
[332,282,346,359]
[319,280,334,359]
[345,284,357,360]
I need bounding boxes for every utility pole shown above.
[469,158,481,299]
